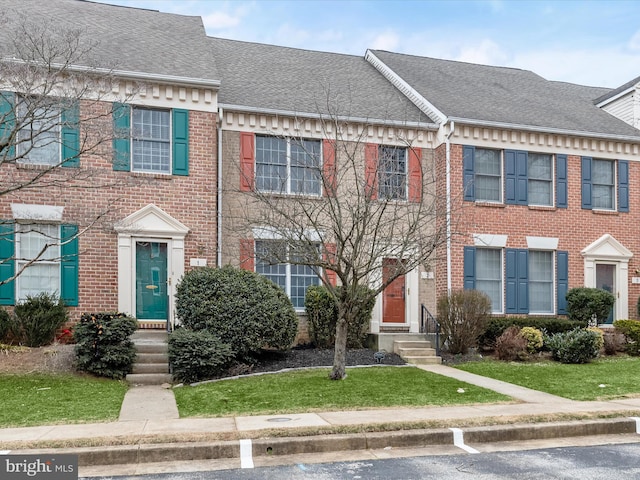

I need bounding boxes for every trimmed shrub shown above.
[566,287,615,324]
[176,266,298,360]
[74,313,138,379]
[479,317,587,348]
[438,289,491,354]
[304,285,375,348]
[545,328,601,364]
[613,319,640,356]
[587,327,604,351]
[495,326,528,361]
[0,308,10,343]
[520,326,543,353]
[12,292,68,347]
[168,328,234,384]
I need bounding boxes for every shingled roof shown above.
[209,37,435,126]
[369,50,640,139]
[0,0,219,86]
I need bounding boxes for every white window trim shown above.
[131,106,172,175]
[378,145,408,201]
[527,152,555,207]
[591,158,617,211]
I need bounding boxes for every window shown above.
[529,250,553,313]
[255,136,321,195]
[132,107,171,174]
[475,248,502,313]
[378,146,407,200]
[16,224,61,300]
[17,97,61,166]
[255,240,321,309]
[581,157,628,212]
[474,148,501,202]
[528,153,553,206]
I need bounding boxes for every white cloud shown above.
[629,30,640,51]
[454,38,509,66]
[202,11,241,30]
[370,31,400,51]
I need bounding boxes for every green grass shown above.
[456,356,640,401]
[0,374,128,427]
[174,366,511,418]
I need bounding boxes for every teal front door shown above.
[136,241,168,321]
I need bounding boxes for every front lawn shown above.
[456,356,640,401]
[174,366,511,418]
[0,374,128,427]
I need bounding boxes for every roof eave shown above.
[219,103,439,130]
[449,117,640,143]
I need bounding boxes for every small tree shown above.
[566,287,615,324]
[437,289,491,354]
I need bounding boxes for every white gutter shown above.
[217,107,224,267]
[445,120,455,293]
[448,116,640,143]
[218,103,438,130]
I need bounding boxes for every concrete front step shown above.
[125,373,173,385]
[132,363,170,374]
[136,352,169,364]
[393,340,432,354]
[397,347,437,357]
[403,355,442,365]
[135,343,168,354]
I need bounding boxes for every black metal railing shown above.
[420,304,441,356]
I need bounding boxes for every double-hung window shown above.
[464,147,502,202]
[527,153,553,206]
[592,159,615,210]
[378,146,407,200]
[132,108,171,174]
[255,239,321,309]
[15,224,60,300]
[581,156,628,212]
[474,248,502,313]
[528,250,553,314]
[255,136,321,195]
[17,98,61,166]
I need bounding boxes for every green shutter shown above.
[0,221,15,305]
[463,246,475,290]
[61,101,80,168]
[0,91,15,160]
[112,102,131,171]
[172,108,189,176]
[60,224,79,307]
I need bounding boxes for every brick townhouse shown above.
[1,0,639,338]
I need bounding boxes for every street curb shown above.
[12,417,639,467]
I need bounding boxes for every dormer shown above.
[595,76,640,131]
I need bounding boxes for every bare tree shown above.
[227,108,457,380]
[0,13,138,286]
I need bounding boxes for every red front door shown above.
[382,258,405,323]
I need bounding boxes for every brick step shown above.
[397,347,437,357]
[132,363,170,374]
[125,373,173,385]
[403,356,442,365]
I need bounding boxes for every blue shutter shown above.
[556,154,568,208]
[556,250,568,315]
[505,150,528,205]
[172,108,189,176]
[463,146,475,201]
[506,248,528,314]
[61,101,80,168]
[112,103,130,171]
[581,156,592,209]
[463,246,476,290]
[60,224,79,307]
[0,221,15,306]
[618,160,629,213]
[0,91,15,159]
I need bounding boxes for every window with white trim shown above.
[528,250,554,313]
[474,148,501,202]
[592,159,615,210]
[17,97,61,166]
[16,224,60,300]
[132,107,171,173]
[527,153,553,206]
[378,146,407,200]
[476,248,502,313]
[255,239,321,309]
[255,136,321,195]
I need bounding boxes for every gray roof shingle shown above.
[0,0,219,85]
[593,75,640,105]
[209,37,435,125]
[370,50,640,139]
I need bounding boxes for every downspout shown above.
[217,107,224,267]
[445,119,455,293]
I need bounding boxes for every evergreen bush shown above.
[613,319,640,356]
[73,312,137,379]
[176,266,298,360]
[12,292,68,347]
[0,308,10,343]
[168,328,234,384]
[304,284,375,348]
[438,289,491,354]
[520,326,544,353]
[479,317,587,348]
[545,328,601,364]
[566,287,615,324]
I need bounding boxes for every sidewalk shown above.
[2,364,640,474]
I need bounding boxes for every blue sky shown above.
[94,0,640,88]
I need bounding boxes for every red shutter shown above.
[323,139,336,197]
[408,147,422,202]
[364,143,378,200]
[239,132,254,191]
[323,243,337,286]
[239,239,254,271]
